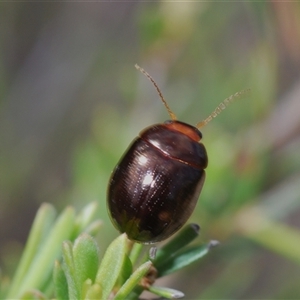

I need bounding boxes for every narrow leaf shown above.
[154,224,200,266]
[129,242,144,266]
[157,241,219,277]
[73,233,99,297]
[85,283,102,300]
[114,261,152,300]
[81,278,92,299]
[53,260,68,300]
[6,204,56,298]
[148,286,184,299]
[17,207,75,297]
[84,220,103,237]
[72,202,98,238]
[95,233,128,300]
[62,241,78,300]
[117,254,133,288]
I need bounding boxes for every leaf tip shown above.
[208,240,220,249]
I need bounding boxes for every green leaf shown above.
[148,285,184,299]
[81,278,92,299]
[72,202,99,239]
[157,240,219,277]
[53,260,68,300]
[12,206,75,298]
[128,242,144,266]
[154,223,200,266]
[117,253,133,288]
[6,203,57,298]
[73,233,99,297]
[114,261,152,300]
[84,220,103,237]
[126,286,144,300]
[95,233,128,300]
[62,241,78,300]
[84,282,102,300]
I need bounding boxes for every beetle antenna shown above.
[135,64,177,120]
[196,89,251,129]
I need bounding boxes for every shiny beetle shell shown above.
[107,120,208,243]
[107,64,245,244]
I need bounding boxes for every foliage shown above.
[0,204,217,300]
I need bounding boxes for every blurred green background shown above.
[1,2,300,299]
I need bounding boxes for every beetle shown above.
[107,64,247,244]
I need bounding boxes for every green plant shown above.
[1,203,218,300]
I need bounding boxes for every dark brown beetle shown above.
[107,65,247,244]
